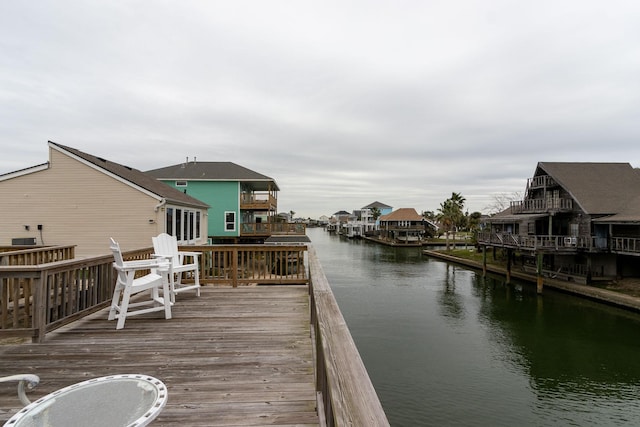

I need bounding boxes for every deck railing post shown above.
[231,248,238,288]
[33,270,47,343]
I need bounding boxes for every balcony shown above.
[510,198,573,214]
[240,193,277,210]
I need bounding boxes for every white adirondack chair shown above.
[108,238,172,330]
[152,233,201,303]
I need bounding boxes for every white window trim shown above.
[225,211,236,232]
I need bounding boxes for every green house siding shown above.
[161,180,240,238]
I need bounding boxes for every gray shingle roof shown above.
[49,141,209,209]
[537,162,640,215]
[145,161,279,191]
[379,208,423,221]
[362,201,392,209]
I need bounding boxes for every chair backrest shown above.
[152,233,180,265]
[109,238,128,285]
[110,238,124,266]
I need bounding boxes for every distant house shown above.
[0,142,209,256]
[146,160,298,243]
[478,162,640,282]
[332,211,352,224]
[361,201,393,233]
[378,208,428,244]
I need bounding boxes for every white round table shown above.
[4,374,168,427]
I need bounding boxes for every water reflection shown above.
[439,264,466,323]
[475,274,640,390]
[308,228,640,426]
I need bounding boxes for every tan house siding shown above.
[1,147,208,257]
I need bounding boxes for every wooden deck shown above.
[0,285,319,426]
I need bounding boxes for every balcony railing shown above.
[380,224,427,231]
[611,237,640,254]
[510,198,573,214]
[241,222,306,236]
[527,175,557,189]
[479,232,589,251]
[240,193,277,210]
[477,232,640,254]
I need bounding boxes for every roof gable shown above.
[49,142,208,208]
[536,162,640,215]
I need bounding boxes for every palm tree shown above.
[437,193,466,250]
[437,200,456,250]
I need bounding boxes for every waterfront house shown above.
[318,215,330,226]
[378,208,429,244]
[332,210,353,226]
[478,162,640,283]
[361,201,393,234]
[146,160,301,243]
[0,142,209,257]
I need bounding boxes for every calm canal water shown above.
[307,227,640,427]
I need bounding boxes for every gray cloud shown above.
[2,1,640,218]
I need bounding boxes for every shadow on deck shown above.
[0,285,319,426]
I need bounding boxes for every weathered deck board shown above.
[0,285,319,426]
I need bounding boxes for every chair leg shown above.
[108,286,122,321]
[116,288,133,330]
[162,279,172,320]
[168,273,177,305]
[194,268,201,297]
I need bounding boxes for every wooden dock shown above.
[0,285,319,426]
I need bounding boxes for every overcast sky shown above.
[2,1,640,218]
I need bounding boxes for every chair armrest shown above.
[0,374,40,405]
[116,259,169,271]
[152,254,174,261]
[178,251,201,257]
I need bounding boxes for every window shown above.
[176,181,188,187]
[225,211,236,232]
[165,207,204,243]
[176,209,182,240]
[188,211,195,240]
[166,208,173,235]
[570,223,579,237]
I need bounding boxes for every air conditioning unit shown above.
[12,237,37,245]
[564,237,577,247]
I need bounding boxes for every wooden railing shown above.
[510,198,573,213]
[1,245,308,342]
[527,175,557,189]
[240,193,277,209]
[611,237,640,254]
[186,244,308,285]
[0,245,76,265]
[241,222,306,236]
[478,232,591,251]
[478,232,640,254]
[308,247,390,426]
